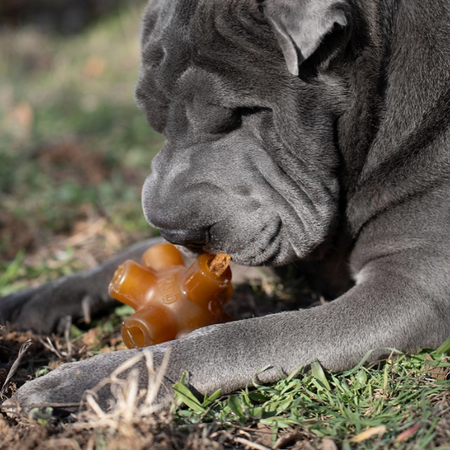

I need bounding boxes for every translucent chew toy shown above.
[108,243,233,349]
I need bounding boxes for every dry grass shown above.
[2,320,450,449]
[0,331,319,450]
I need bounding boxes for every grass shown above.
[2,328,449,449]
[0,1,163,291]
[172,346,450,448]
[1,4,450,450]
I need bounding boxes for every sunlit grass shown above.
[0,2,163,276]
[173,344,450,449]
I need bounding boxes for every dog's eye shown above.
[210,107,242,134]
[193,103,241,135]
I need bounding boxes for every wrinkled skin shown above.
[138,0,344,267]
[3,0,450,412]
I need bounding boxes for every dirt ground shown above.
[0,278,326,450]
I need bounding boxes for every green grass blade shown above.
[311,359,331,391]
[436,336,450,355]
[173,373,206,414]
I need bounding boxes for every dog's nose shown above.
[159,228,210,249]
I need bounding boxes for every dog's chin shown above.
[174,236,298,267]
[172,242,280,267]
[227,244,297,267]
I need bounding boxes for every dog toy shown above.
[108,242,233,348]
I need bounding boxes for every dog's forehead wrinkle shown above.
[139,0,199,112]
[171,59,276,118]
[141,0,187,57]
[140,0,332,135]
[191,0,272,50]
[144,0,285,98]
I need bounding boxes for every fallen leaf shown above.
[319,438,338,450]
[395,423,422,442]
[254,423,273,448]
[99,347,112,353]
[349,425,387,443]
[424,353,449,381]
[82,329,99,346]
[273,430,304,449]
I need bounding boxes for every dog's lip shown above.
[209,233,283,267]
[229,245,282,266]
[159,227,211,248]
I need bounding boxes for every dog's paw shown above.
[0,269,116,335]
[7,347,171,414]
[0,238,166,334]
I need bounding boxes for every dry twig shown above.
[208,253,231,277]
[0,339,32,397]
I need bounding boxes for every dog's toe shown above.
[8,349,162,413]
[11,350,147,411]
[0,274,115,335]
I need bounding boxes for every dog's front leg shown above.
[0,237,165,334]
[9,249,450,413]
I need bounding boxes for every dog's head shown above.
[136,0,353,266]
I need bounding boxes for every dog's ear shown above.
[261,0,351,76]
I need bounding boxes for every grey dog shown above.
[2,0,450,411]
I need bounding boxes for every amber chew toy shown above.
[108,243,233,349]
